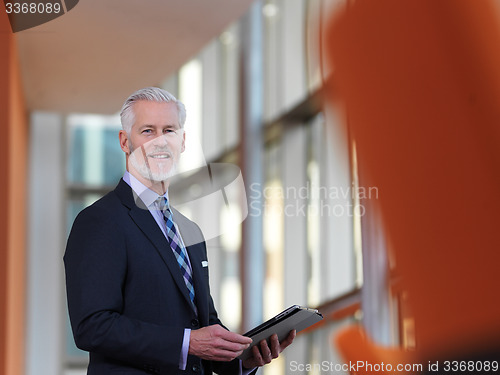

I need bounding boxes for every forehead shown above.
[132,100,179,126]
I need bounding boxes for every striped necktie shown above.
[157,197,196,307]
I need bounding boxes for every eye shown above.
[142,129,153,134]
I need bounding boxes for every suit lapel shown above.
[114,179,194,311]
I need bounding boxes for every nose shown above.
[150,133,169,147]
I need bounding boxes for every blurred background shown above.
[1,1,421,374]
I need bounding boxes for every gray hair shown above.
[120,87,187,133]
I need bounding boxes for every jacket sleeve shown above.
[63,204,183,371]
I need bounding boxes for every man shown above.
[64,87,295,375]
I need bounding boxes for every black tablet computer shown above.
[238,305,323,360]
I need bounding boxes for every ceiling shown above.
[15,0,255,114]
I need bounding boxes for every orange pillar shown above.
[327,0,500,364]
[0,9,28,375]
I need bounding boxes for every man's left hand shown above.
[242,330,296,369]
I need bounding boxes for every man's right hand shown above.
[189,324,252,361]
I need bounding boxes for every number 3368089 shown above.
[5,2,61,14]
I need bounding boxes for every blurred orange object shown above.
[325,0,500,368]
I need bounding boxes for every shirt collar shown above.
[123,171,169,208]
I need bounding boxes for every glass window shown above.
[308,112,359,303]
[263,0,282,120]
[219,22,241,151]
[66,114,124,187]
[218,203,243,331]
[263,0,308,121]
[179,59,206,173]
[263,143,285,321]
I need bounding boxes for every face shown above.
[119,100,185,183]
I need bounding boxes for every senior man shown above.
[64,87,295,375]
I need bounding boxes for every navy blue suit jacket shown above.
[64,179,241,375]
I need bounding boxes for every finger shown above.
[269,334,280,358]
[251,344,264,366]
[212,348,245,362]
[259,339,272,364]
[218,329,253,345]
[190,326,249,361]
[213,337,250,353]
[280,330,296,351]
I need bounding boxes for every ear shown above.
[119,130,130,154]
[181,130,186,153]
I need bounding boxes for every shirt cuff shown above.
[179,328,191,370]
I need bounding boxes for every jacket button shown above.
[191,319,199,327]
[192,363,201,372]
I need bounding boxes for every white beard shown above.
[129,144,179,182]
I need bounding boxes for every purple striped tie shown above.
[157,197,196,306]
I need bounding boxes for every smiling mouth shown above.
[148,153,171,159]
